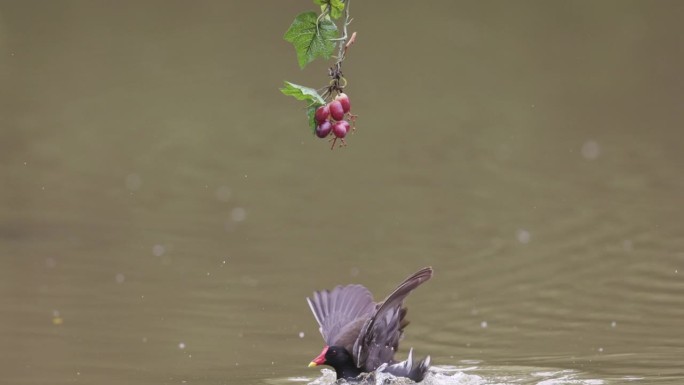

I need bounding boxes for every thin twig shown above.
[315,3,332,38]
[335,0,353,63]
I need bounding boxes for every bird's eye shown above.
[330,350,337,356]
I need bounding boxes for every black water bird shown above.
[307,267,433,382]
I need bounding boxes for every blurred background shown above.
[1,1,683,384]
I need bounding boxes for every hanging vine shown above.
[281,0,359,149]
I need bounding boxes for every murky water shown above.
[2,1,683,384]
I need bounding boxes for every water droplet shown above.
[581,140,600,160]
[611,321,617,328]
[231,207,247,222]
[516,229,531,244]
[480,321,488,328]
[125,173,142,191]
[178,342,186,349]
[52,310,63,325]
[298,332,305,338]
[152,244,165,256]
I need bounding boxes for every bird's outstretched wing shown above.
[352,267,433,371]
[307,284,376,352]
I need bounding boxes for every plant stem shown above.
[335,0,352,64]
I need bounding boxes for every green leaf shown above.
[280,81,325,133]
[314,0,345,19]
[280,81,325,105]
[329,0,345,19]
[284,11,338,69]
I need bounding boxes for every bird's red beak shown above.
[308,346,328,367]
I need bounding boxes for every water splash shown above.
[271,365,611,385]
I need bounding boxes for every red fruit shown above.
[315,121,332,138]
[337,120,350,134]
[336,93,351,113]
[329,100,345,121]
[314,105,330,124]
[332,121,348,138]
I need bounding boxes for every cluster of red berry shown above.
[314,93,355,147]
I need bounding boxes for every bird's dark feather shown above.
[307,284,375,350]
[352,267,433,371]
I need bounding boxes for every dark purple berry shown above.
[314,105,330,124]
[315,121,332,138]
[332,121,348,138]
[329,100,345,121]
[336,93,351,113]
